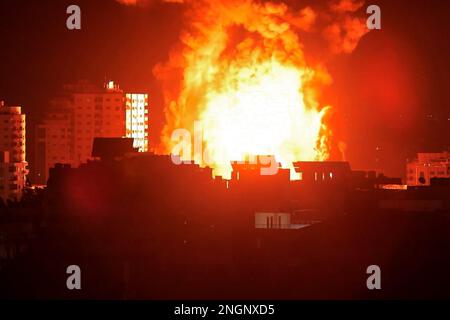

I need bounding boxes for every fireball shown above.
[155,0,368,179]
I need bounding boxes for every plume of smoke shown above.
[117,0,367,55]
[116,0,146,6]
[115,0,183,6]
[323,0,369,54]
[151,0,370,160]
[330,0,364,13]
[154,0,324,150]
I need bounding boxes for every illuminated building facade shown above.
[35,81,126,184]
[0,101,28,202]
[406,151,450,186]
[34,81,150,185]
[125,93,149,152]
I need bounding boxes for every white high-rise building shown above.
[125,93,149,152]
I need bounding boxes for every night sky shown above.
[0,0,449,177]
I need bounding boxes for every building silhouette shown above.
[1,148,449,299]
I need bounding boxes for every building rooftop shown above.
[0,101,22,115]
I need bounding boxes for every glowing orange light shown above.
[126,93,149,152]
[155,0,368,179]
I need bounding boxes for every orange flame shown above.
[155,0,368,179]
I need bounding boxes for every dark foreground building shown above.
[0,154,449,299]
